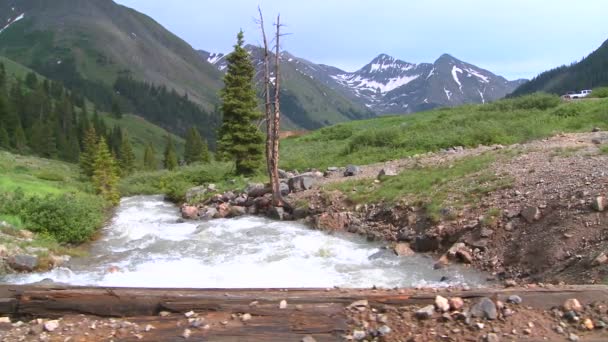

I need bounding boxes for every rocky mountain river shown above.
[3,196,487,288]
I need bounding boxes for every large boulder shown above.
[228,206,247,218]
[393,243,415,256]
[288,175,316,192]
[279,182,290,196]
[313,212,350,231]
[412,235,441,252]
[8,255,38,272]
[470,297,498,320]
[245,183,270,198]
[181,205,199,219]
[344,165,361,177]
[378,167,398,178]
[215,203,231,219]
[268,206,286,220]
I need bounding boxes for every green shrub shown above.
[552,104,582,117]
[19,193,106,244]
[590,87,608,98]
[34,170,66,182]
[345,128,401,153]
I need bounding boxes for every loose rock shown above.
[563,298,583,312]
[43,320,59,332]
[435,295,450,312]
[507,295,523,304]
[415,305,435,320]
[520,206,541,223]
[470,297,498,320]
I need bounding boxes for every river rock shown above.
[268,206,286,220]
[563,298,583,312]
[185,186,208,203]
[396,228,414,242]
[245,183,270,198]
[435,295,450,312]
[228,206,247,218]
[279,182,290,196]
[181,205,199,219]
[215,203,231,218]
[313,212,350,231]
[288,175,316,192]
[200,207,218,220]
[43,320,59,332]
[8,255,38,272]
[278,169,291,179]
[233,194,248,206]
[221,191,236,202]
[412,235,440,252]
[344,165,361,177]
[415,305,435,320]
[449,297,464,310]
[520,206,541,223]
[378,167,398,178]
[393,243,415,256]
[470,297,497,320]
[507,295,523,305]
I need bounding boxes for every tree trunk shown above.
[270,14,283,208]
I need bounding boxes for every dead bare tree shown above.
[258,9,287,209]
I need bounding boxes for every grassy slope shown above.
[280,96,608,170]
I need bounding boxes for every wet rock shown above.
[215,203,231,218]
[43,320,59,332]
[415,305,435,320]
[507,295,523,304]
[435,295,450,312]
[563,298,583,312]
[393,243,415,256]
[433,255,449,269]
[268,206,286,220]
[592,196,606,212]
[378,167,398,178]
[470,297,497,320]
[228,206,247,218]
[8,254,38,272]
[412,235,440,252]
[181,205,199,219]
[200,207,218,220]
[520,206,541,223]
[344,165,361,177]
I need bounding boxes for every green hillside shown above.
[280,94,608,170]
[511,38,608,96]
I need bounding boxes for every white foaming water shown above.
[2,196,487,288]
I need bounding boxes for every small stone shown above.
[592,196,606,212]
[279,299,287,309]
[563,311,579,322]
[44,320,60,332]
[475,322,485,330]
[520,206,541,223]
[220,320,228,325]
[182,328,191,339]
[301,336,317,342]
[415,305,435,320]
[159,311,171,317]
[523,328,532,335]
[563,298,583,312]
[352,329,366,340]
[554,326,564,334]
[249,301,258,307]
[144,324,155,332]
[241,313,252,322]
[504,279,517,287]
[377,325,391,336]
[583,318,594,330]
[435,295,450,312]
[485,333,499,342]
[0,317,10,323]
[503,308,514,317]
[347,299,368,309]
[593,252,608,266]
[184,311,196,318]
[568,333,579,341]
[470,297,498,320]
[449,297,464,310]
[507,295,523,304]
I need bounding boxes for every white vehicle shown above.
[562,89,592,99]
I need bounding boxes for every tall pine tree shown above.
[92,138,120,205]
[79,127,98,178]
[163,135,178,170]
[0,125,9,149]
[184,127,210,164]
[12,123,27,153]
[143,143,157,171]
[118,131,136,175]
[217,30,264,175]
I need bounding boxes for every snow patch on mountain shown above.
[451,66,463,92]
[0,13,24,35]
[331,73,419,94]
[444,88,452,100]
[465,67,490,83]
[207,53,224,64]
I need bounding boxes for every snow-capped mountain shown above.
[318,53,526,114]
[201,48,525,116]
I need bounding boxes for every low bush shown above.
[552,104,582,117]
[590,87,608,98]
[34,170,66,182]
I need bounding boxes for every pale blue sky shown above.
[115,0,608,80]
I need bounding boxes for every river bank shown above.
[181,131,608,286]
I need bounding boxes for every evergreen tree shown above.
[0,62,6,91]
[92,138,120,205]
[163,135,178,170]
[217,30,264,175]
[79,127,98,178]
[118,131,136,175]
[184,127,210,164]
[41,123,57,158]
[12,123,27,153]
[143,143,157,171]
[66,133,81,163]
[25,72,38,89]
[0,125,9,149]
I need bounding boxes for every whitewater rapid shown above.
[2,196,487,288]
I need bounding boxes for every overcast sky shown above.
[115,0,608,80]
